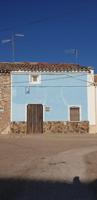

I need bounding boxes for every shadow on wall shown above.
[0,176,97,200]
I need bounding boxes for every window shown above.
[0,106,4,112]
[32,75,38,82]
[0,106,4,118]
[70,107,80,121]
[29,73,41,84]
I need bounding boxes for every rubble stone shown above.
[10,121,89,134]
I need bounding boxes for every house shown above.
[0,62,96,134]
[94,74,97,133]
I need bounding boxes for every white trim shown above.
[68,105,82,121]
[43,104,45,121]
[87,72,96,125]
[29,73,41,85]
[11,73,13,122]
[25,104,27,122]
[11,71,28,74]
[9,71,90,76]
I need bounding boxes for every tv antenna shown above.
[65,48,79,64]
[1,33,24,62]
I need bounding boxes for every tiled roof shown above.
[0,62,92,73]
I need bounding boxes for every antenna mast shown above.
[65,48,79,64]
[1,33,24,62]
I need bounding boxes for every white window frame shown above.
[68,105,82,122]
[29,73,41,85]
[25,104,27,122]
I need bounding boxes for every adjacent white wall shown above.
[96,86,97,128]
[87,70,96,125]
[11,73,13,122]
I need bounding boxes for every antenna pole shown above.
[1,33,24,62]
[75,49,79,64]
[65,48,79,64]
[12,32,15,62]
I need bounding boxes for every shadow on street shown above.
[0,176,97,200]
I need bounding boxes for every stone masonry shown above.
[43,121,89,134]
[10,121,89,134]
[0,73,11,133]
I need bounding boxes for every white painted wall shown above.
[95,85,97,129]
[11,73,13,122]
[87,70,96,125]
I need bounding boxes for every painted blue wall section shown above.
[12,72,88,121]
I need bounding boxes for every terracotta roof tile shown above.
[0,62,92,73]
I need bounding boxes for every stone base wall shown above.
[10,121,89,134]
[0,74,11,133]
[10,122,26,134]
[44,121,89,134]
[89,125,97,134]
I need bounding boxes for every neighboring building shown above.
[94,74,97,133]
[0,62,96,134]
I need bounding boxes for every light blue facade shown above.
[11,72,88,121]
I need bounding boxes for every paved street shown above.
[0,134,97,199]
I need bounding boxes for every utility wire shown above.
[0,15,65,33]
[0,72,94,86]
[1,12,96,34]
[8,72,95,85]
[0,73,91,85]
[63,72,93,85]
[0,85,91,88]
[0,17,49,32]
[0,84,90,101]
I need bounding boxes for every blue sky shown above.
[0,0,97,72]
